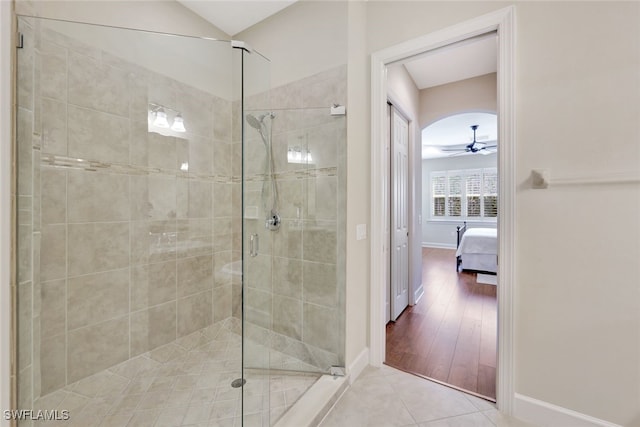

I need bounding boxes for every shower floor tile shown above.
[32,319,321,427]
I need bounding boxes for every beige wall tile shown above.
[174,84,213,138]
[18,283,32,371]
[131,302,177,357]
[40,279,66,337]
[213,217,234,252]
[41,97,67,155]
[213,251,235,288]
[273,295,302,340]
[17,225,32,284]
[41,224,66,281]
[17,108,33,196]
[177,179,212,219]
[131,261,176,311]
[303,261,337,307]
[277,179,303,220]
[176,219,212,259]
[68,222,129,276]
[177,291,213,337]
[272,222,302,259]
[67,170,129,222]
[302,224,336,264]
[17,22,34,110]
[68,105,129,164]
[186,135,213,176]
[246,253,271,293]
[273,257,302,299]
[18,365,32,411]
[67,316,129,383]
[311,176,337,221]
[212,285,231,323]
[303,303,338,353]
[130,175,177,221]
[177,255,213,298]
[147,133,178,171]
[213,141,233,176]
[212,96,231,142]
[41,168,66,225]
[67,51,129,117]
[213,183,232,218]
[245,288,272,331]
[39,42,68,102]
[130,220,176,265]
[67,268,129,330]
[40,335,66,395]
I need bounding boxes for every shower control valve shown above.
[266,212,281,231]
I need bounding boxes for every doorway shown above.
[370,6,516,413]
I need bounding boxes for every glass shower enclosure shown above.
[13,15,345,427]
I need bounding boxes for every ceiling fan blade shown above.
[441,148,468,152]
[482,145,497,149]
[448,151,469,157]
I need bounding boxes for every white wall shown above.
[422,153,497,248]
[345,0,369,372]
[236,0,348,89]
[387,64,423,302]
[366,2,640,425]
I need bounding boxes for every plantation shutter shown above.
[466,170,482,217]
[483,168,498,217]
[432,173,446,217]
[448,172,462,217]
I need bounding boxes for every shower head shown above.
[246,114,263,130]
[246,112,275,130]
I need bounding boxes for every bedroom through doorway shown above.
[384,32,499,402]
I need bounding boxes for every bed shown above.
[456,222,498,274]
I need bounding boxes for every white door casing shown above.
[370,6,516,414]
[390,107,409,321]
[385,104,392,324]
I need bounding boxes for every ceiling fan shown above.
[441,125,497,155]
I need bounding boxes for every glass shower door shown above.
[240,51,348,426]
[14,15,245,427]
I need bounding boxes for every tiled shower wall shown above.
[241,65,347,372]
[16,18,239,408]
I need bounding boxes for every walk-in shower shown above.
[13,13,346,427]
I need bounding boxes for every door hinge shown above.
[16,32,24,49]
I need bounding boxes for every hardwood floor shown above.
[385,247,497,400]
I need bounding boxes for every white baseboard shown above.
[347,347,369,385]
[422,242,457,249]
[413,284,424,304]
[514,394,622,427]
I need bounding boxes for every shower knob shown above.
[266,212,281,231]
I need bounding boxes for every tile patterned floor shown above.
[319,365,537,427]
[31,319,319,427]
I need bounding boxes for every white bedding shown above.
[456,228,497,257]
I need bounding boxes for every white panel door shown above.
[390,107,409,321]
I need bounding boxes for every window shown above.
[430,168,497,220]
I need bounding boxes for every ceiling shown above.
[403,33,497,90]
[178,0,299,36]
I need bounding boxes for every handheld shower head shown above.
[246,114,263,130]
